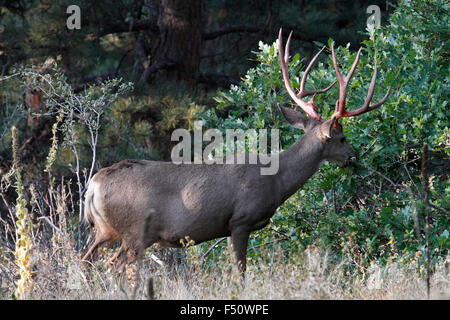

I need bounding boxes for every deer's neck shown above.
[275,134,324,203]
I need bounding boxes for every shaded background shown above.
[0,0,396,171]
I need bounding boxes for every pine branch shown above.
[87,19,159,40]
[202,24,265,40]
[202,25,315,44]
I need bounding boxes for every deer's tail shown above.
[84,182,96,227]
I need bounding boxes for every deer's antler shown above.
[330,43,391,120]
[278,29,336,121]
[279,29,390,125]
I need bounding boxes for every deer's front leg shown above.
[231,227,250,274]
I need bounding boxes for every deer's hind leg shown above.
[82,221,120,264]
[108,240,141,270]
[82,234,117,263]
[82,237,107,263]
[110,230,158,269]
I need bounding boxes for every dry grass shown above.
[1,230,448,300]
[143,247,449,300]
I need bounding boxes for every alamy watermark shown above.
[66,5,81,30]
[171,121,280,176]
[65,4,386,36]
[367,5,381,29]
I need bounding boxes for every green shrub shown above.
[201,0,449,270]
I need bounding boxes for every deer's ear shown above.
[278,105,313,131]
[318,116,338,142]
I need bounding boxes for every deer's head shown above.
[278,29,390,167]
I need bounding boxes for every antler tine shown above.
[283,29,292,65]
[331,48,391,118]
[331,43,344,115]
[298,47,337,99]
[331,43,362,117]
[343,64,391,117]
[278,29,335,121]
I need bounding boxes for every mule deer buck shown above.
[82,29,390,273]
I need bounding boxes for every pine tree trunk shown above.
[145,0,205,85]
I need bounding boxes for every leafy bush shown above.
[201,0,449,270]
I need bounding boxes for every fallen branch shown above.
[247,237,289,252]
[149,253,164,267]
[0,72,19,82]
[37,216,69,241]
[202,237,227,260]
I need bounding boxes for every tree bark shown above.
[144,0,205,85]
